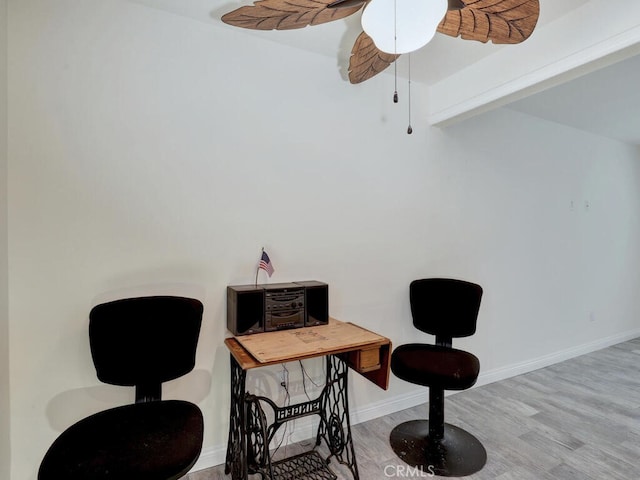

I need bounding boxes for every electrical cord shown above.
[272,360,327,458]
[271,364,291,459]
[299,359,325,401]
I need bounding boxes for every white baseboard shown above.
[475,327,640,388]
[191,329,640,473]
[192,444,227,473]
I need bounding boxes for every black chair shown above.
[38,296,205,480]
[390,278,486,477]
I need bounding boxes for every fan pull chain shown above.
[393,0,398,103]
[393,70,398,103]
[407,52,413,135]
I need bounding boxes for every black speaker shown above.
[227,285,264,335]
[296,281,329,327]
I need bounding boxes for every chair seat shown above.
[38,400,204,480]
[391,344,480,390]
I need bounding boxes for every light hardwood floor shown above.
[189,337,640,479]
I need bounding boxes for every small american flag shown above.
[259,250,274,277]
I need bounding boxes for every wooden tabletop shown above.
[224,318,391,389]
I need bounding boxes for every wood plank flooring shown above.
[189,337,640,479]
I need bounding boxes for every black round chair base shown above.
[390,420,487,477]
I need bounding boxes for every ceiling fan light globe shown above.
[361,0,448,54]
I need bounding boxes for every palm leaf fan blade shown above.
[437,0,540,44]
[348,32,399,84]
[221,0,363,30]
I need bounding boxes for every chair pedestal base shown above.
[390,420,486,477]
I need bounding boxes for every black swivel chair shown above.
[38,296,205,480]
[390,278,486,477]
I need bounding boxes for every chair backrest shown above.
[89,296,203,402]
[410,278,482,342]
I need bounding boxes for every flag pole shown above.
[255,247,264,287]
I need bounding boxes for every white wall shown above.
[427,110,640,368]
[0,0,11,478]
[6,1,640,479]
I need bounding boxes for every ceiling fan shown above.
[221,0,540,84]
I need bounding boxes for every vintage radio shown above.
[263,283,305,332]
[227,281,328,336]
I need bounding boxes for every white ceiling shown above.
[129,0,640,146]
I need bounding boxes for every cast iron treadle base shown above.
[272,450,337,480]
[390,420,486,477]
